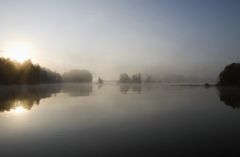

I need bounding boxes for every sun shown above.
[4,42,31,62]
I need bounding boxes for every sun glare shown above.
[10,106,26,114]
[3,101,29,115]
[4,42,31,62]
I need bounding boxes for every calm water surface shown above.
[0,83,239,156]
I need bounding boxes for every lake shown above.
[0,83,239,156]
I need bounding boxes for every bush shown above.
[218,63,240,86]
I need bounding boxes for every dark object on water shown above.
[98,77,104,84]
[218,63,240,86]
[204,83,210,88]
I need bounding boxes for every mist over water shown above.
[0,83,239,156]
[0,0,240,156]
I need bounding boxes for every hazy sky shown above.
[0,0,239,80]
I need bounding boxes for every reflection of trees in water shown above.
[61,83,92,97]
[119,84,142,94]
[132,85,142,94]
[97,84,103,90]
[0,83,93,112]
[218,87,240,109]
[119,84,131,94]
[0,85,61,112]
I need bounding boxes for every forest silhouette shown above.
[1,57,240,87]
[0,57,92,84]
[217,63,240,86]
[0,57,61,84]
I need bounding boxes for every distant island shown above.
[118,63,240,87]
[62,69,92,83]
[119,73,142,83]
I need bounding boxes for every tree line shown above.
[0,57,240,86]
[0,57,95,85]
[119,73,142,83]
[0,58,62,84]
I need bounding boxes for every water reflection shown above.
[2,84,240,114]
[119,84,142,94]
[61,83,92,96]
[97,83,103,89]
[0,83,92,112]
[0,85,61,112]
[9,106,27,114]
[1,84,240,156]
[218,87,240,109]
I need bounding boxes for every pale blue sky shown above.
[0,0,239,80]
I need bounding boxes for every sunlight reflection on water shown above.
[0,83,239,156]
[9,106,27,114]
